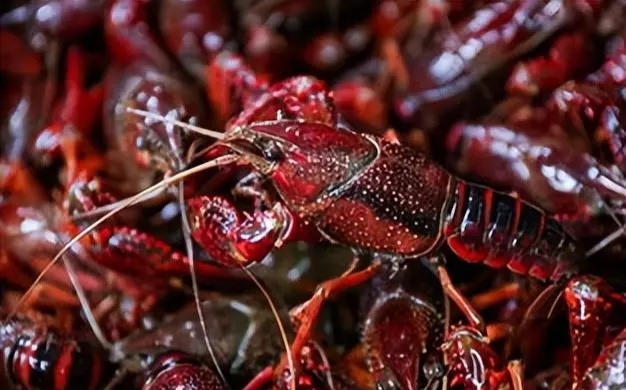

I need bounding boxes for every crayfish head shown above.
[224,120,378,213]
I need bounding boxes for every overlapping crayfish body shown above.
[1,317,112,390]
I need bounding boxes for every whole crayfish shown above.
[102,75,583,383]
[17,57,589,389]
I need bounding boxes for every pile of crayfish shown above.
[2,0,626,389]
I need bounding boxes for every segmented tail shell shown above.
[1,318,110,390]
[443,179,579,281]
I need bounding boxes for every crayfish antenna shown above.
[585,195,626,258]
[61,251,113,350]
[126,107,226,140]
[176,182,227,383]
[585,226,626,258]
[239,266,296,390]
[8,154,240,321]
[69,189,165,221]
[519,283,563,329]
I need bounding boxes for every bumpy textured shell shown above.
[580,329,626,390]
[143,353,226,390]
[316,139,452,257]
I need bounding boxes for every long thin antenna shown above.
[587,224,626,257]
[9,154,239,319]
[240,266,296,390]
[62,251,112,350]
[126,108,226,140]
[585,196,626,258]
[127,107,273,172]
[70,189,165,221]
[177,182,227,382]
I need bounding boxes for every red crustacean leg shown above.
[23,283,81,309]
[0,252,81,311]
[242,366,274,390]
[89,226,243,282]
[245,342,334,390]
[428,255,486,331]
[58,48,105,138]
[564,275,626,386]
[65,174,244,284]
[471,282,521,311]
[279,263,381,375]
[186,195,291,267]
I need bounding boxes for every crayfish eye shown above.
[263,142,284,162]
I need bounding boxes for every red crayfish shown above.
[14,66,595,390]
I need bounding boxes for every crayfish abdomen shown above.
[443,180,578,281]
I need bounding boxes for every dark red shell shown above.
[314,139,451,257]
[1,318,110,390]
[442,326,505,390]
[246,121,377,210]
[362,291,442,390]
[579,328,626,390]
[143,352,226,390]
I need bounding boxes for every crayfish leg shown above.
[280,262,381,375]
[91,226,242,283]
[426,255,485,332]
